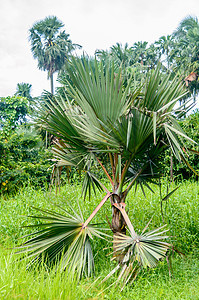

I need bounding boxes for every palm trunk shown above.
[111,194,127,262]
[50,73,54,94]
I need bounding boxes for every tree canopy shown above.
[29,16,81,94]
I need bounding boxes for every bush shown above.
[0,127,52,194]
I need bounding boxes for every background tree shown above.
[0,95,52,194]
[132,41,148,66]
[155,35,174,69]
[29,16,81,94]
[0,96,29,135]
[172,16,199,98]
[15,83,32,100]
[95,43,135,69]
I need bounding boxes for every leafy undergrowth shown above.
[0,181,198,299]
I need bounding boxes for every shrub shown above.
[0,127,52,194]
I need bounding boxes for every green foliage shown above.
[0,96,29,135]
[95,16,199,100]
[0,182,198,253]
[0,127,52,194]
[163,110,199,180]
[173,16,199,95]
[177,110,199,178]
[15,82,33,100]
[0,93,52,194]
[0,249,199,299]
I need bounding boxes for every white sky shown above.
[0,0,199,99]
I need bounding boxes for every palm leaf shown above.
[103,223,170,290]
[103,203,170,289]
[16,205,109,279]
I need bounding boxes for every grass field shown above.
[0,181,198,299]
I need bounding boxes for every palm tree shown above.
[18,57,196,287]
[174,15,199,39]
[145,44,161,69]
[110,42,134,67]
[132,41,148,65]
[155,35,174,69]
[29,16,81,94]
[15,83,32,100]
[95,43,134,69]
[172,16,199,97]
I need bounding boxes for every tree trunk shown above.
[111,194,127,262]
[50,73,54,94]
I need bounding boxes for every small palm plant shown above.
[18,57,196,286]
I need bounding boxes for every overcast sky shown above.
[0,0,199,98]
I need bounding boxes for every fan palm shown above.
[29,16,81,94]
[20,57,196,285]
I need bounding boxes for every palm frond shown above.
[103,203,170,289]
[81,170,103,200]
[104,225,170,290]
[16,206,109,279]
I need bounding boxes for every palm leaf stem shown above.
[108,152,115,182]
[83,193,113,228]
[123,168,143,199]
[96,157,114,187]
[117,156,133,195]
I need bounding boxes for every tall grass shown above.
[0,181,198,299]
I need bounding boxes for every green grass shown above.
[0,249,199,299]
[0,181,199,299]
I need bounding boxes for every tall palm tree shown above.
[18,58,196,286]
[29,16,81,94]
[110,42,134,67]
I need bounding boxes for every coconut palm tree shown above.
[29,16,81,94]
[145,44,161,69]
[18,57,196,287]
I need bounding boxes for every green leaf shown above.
[153,112,157,145]
[161,186,179,201]
[103,218,170,289]
[16,205,109,279]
